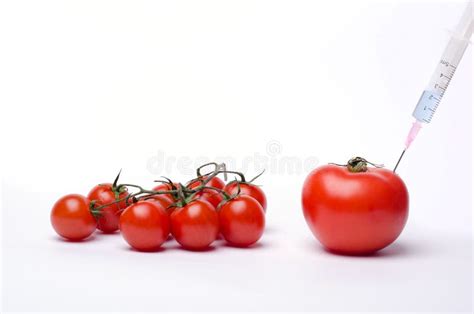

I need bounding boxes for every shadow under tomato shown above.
[308,239,412,258]
[222,241,269,250]
[123,246,166,253]
[326,243,411,258]
[369,242,411,258]
[51,234,97,243]
[174,245,217,253]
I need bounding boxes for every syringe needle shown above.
[393,149,406,173]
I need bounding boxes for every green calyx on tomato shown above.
[220,170,267,212]
[89,200,102,218]
[110,169,128,199]
[89,170,129,219]
[334,156,385,173]
[172,183,198,208]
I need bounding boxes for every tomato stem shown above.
[346,157,384,173]
[330,157,384,173]
[196,162,220,177]
[248,170,265,184]
[214,170,246,182]
[347,157,368,172]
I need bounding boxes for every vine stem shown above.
[196,162,220,177]
[92,164,259,212]
[248,170,265,183]
[91,183,180,212]
[213,170,246,182]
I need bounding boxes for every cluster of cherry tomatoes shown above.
[50,163,267,251]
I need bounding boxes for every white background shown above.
[1,0,472,312]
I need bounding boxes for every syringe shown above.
[394,1,473,172]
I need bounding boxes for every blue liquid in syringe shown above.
[412,90,442,123]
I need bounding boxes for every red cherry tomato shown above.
[51,194,97,241]
[219,195,265,247]
[152,183,178,203]
[119,201,170,251]
[87,183,129,233]
[170,200,219,250]
[187,176,225,190]
[224,182,267,212]
[302,163,409,255]
[194,189,224,209]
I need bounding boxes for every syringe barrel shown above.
[412,37,470,123]
[427,36,469,92]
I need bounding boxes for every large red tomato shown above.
[302,158,409,255]
[87,183,129,233]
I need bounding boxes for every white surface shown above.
[1,0,472,312]
[2,211,473,312]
